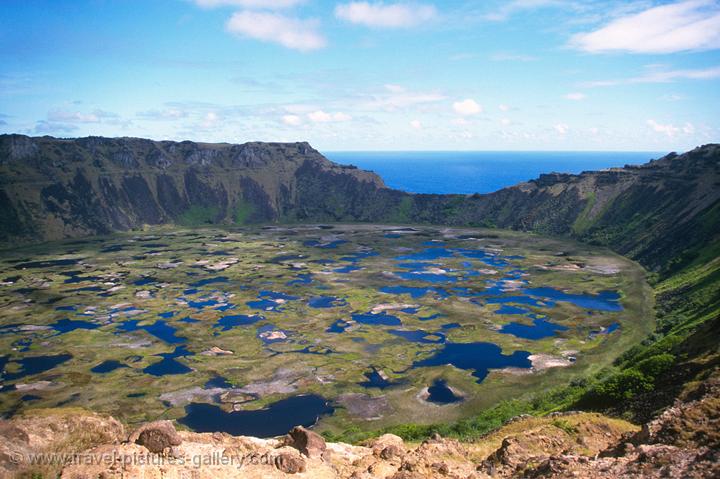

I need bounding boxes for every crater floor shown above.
[0,224,653,435]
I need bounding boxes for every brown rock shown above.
[129,420,182,454]
[370,433,405,458]
[274,450,307,474]
[285,425,326,458]
[432,461,450,475]
[380,444,404,460]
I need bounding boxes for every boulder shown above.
[284,425,327,458]
[129,420,182,454]
[370,433,406,458]
[274,449,307,474]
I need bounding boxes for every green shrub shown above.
[591,369,654,404]
[634,353,675,380]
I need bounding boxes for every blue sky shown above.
[1,0,719,151]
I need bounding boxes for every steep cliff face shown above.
[2,134,718,280]
[0,134,385,243]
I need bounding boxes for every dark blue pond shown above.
[190,276,229,287]
[248,291,299,312]
[352,312,402,326]
[119,320,186,344]
[499,317,569,340]
[2,354,73,382]
[188,298,220,309]
[215,314,263,331]
[247,299,281,311]
[179,316,200,323]
[158,311,175,319]
[143,346,192,376]
[524,288,622,311]
[304,239,347,249]
[359,368,398,389]
[91,360,127,373]
[442,322,461,329]
[287,273,313,285]
[63,275,100,284]
[51,318,100,333]
[260,291,299,301]
[413,342,531,383]
[333,265,361,273]
[55,306,77,312]
[389,329,445,344]
[326,319,350,333]
[494,305,529,315]
[396,248,454,261]
[589,322,620,338]
[426,379,463,404]
[205,375,233,389]
[179,394,334,438]
[308,296,347,308]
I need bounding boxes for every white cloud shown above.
[48,109,119,123]
[452,98,482,116]
[564,92,586,101]
[307,110,352,122]
[335,2,437,28]
[571,0,720,54]
[138,108,187,120]
[201,111,220,129]
[282,114,302,126]
[365,84,446,111]
[498,104,510,112]
[554,123,569,135]
[583,66,720,87]
[647,119,696,137]
[193,0,305,9]
[226,11,325,51]
[410,119,423,129]
[500,118,511,126]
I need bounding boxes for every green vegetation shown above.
[233,201,255,224]
[177,206,219,226]
[571,192,596,235]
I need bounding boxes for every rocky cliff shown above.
[4,135,717,280]
[0,134,385,243]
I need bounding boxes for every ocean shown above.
[323,151,664,194]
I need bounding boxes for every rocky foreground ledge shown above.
[1,378,718,479]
